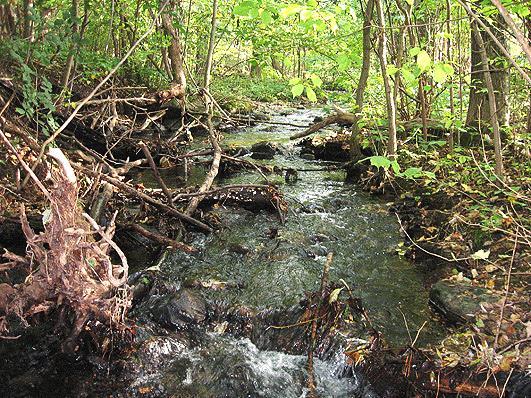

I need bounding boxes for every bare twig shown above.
[139,141,174,204]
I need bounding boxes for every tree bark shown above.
[375,0,397,157]
[350,0,375,161]
[61,0,80,90]
[472,22,504,179]
[161,0,186,104]
[466,16,509,129]
[446,0,454,150]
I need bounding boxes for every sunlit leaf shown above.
[291,83,304,97]
[310,74,322,88]
[306,86,317,102]
[329,287,344,303]
[416,50,431,72]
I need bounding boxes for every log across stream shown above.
[1,107,448,397]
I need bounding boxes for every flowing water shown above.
[136,107,446,397]
[1,107,446,398]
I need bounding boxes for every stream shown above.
[1,107,446,398]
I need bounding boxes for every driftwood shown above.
[174,184,287,214]
[306,253,334,398]
[185,116,222,216]
[290,111,356,140]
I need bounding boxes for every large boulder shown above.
[429,280,499,324]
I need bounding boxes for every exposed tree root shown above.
[0,148,131,352]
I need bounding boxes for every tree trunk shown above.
[23,0,34,41]
[61,0,80,90]
[446,0,454,150]
[472,22,504,179]
[350,0,375,161]
[161,0,186,104]
[466,16,509,129]
[375,0,397,157]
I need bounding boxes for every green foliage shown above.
[212,76,290,112]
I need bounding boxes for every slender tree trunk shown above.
[466,15,509,129]
[203,0,217,92]
[446,0,454,150]
[61,0,80,90]
[375,0,397,157]
[161,0,186,103]
[490,0,531,64]
[419,77,428,140]
[23,0,34,41]
[0,4,16,37]
[350,0,375,160]
[472,22,504,179]
[185,0,221,217]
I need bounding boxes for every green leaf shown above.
[261,9,272,24]
[306,86,317,102]
[309,74,322,88]
[390,160,401,174]
[336,54,350,71]
[300,9,313,21]
[432,63,448,84]
[280,4,303,18]
[369,156,391,169]
[289,77,301,85]
[416,50,431,72]
[401,67,417,85]
[329,287,344,304]
[291,83,304,97]
[409,47,421,57]
[441,63,454,75]
[234,1,256,16]
[387,64,399,76]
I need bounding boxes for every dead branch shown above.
[185,117,222,216]
[124,223,197,253]
[139,141,173,204]
[72,163,213,232]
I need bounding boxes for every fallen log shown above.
[289,110,447,140]
[290,111,356,140]
[174,184,288,214]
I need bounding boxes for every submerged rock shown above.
[251,141,278,159]
[429,280,499,324]
[150,289,208,329]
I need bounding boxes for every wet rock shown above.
[150,289,208,330]
[251,141,278,159]
[228,243,252,255]
[300,152,315,160]
[309,233,330,243]
[429,280,499,324]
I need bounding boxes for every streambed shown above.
[1,107,446,398]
